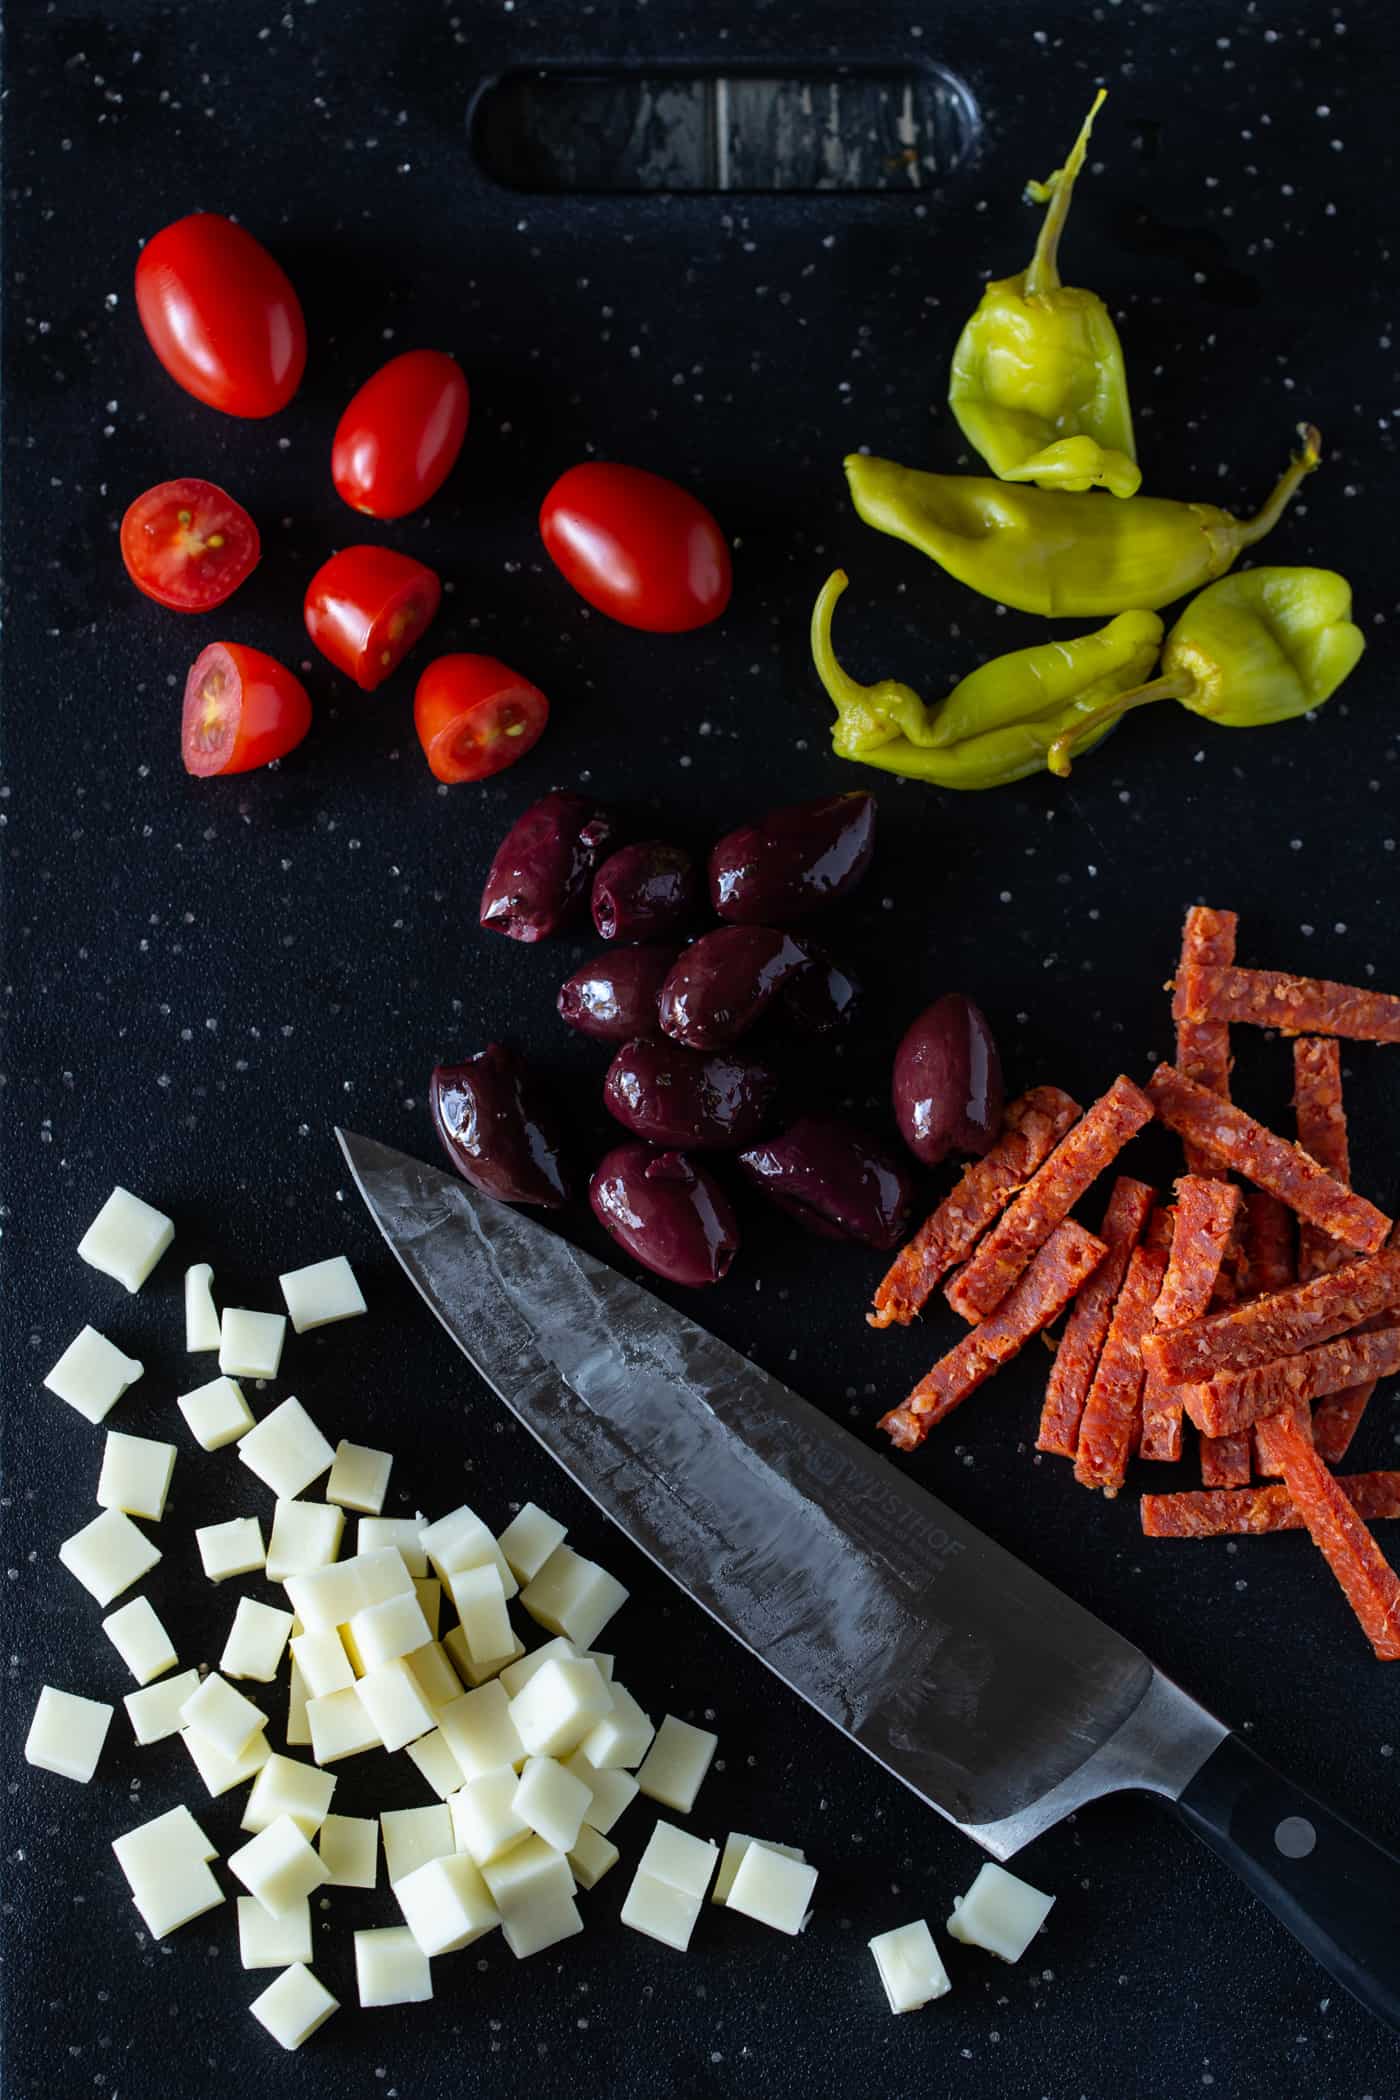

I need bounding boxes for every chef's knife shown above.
[340,1129,1400,2030]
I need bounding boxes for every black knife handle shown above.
[1175,1730,1400,2031]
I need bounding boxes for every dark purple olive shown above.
[557,947,675,1044]
[591,841,698,943]
[780,950,862,1037]
[892,994,1004,1168]
[603,1038,778,1150]
[708,793,876,923]
[737,1116,915,1249]
[589,1144,740,1286]
[430,1046,572,1207]
[480,790,617,943]
[658,926,811,1050]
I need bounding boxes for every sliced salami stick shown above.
[1141,1473,1400,1539]
[1181,1326,1400,1441]
[1314,1380,1380,1466]
[1140,1177,1240,1464]
[1037,1177,1157,1460]
[868,1086,1081,1330]
[1174,907,1238,1175]
[1200,1433,1252,1488]
[1239,1193,1302,1480]
[1266,1410,1400,1660]
[1292,1038,1378,1462]
[1074,1243,1170,1497]
[881,1220,1106,1451]
[1144,1238,1400,1386]
[945,1076,1154,1324]
[1174,963,1400,1045]
[1145,1064,1390,1255]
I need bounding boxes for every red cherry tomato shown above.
[119,478,260,613]
[331,350,470,519]
[539,463,732,633]
[134,213,306,418]
[303,545,442,692]
[182,642,311,777]
[413,655,549,785]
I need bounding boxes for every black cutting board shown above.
[4,2,1400,2095]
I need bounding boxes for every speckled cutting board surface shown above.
[4,2,1400,2096]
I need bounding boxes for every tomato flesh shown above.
[120,478,260,613]
[182,642,312,777]
[413,654,549,784]
[539,462,732,633]
[303,545,442,691]
[135,213,306,419]
[332,350,470,519]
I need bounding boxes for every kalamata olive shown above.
[430,1046,571,1207]
[591,841,698,942]
[892,994,1004,1167]
[658,926,811,1050]
[589,1144,740,1286]
[737,1115,915,1249]
[780,950,862,1037]
[479,790,617,943]
[557,947,675,1044]
[603,1038,778,1150]
[708,792,876,923]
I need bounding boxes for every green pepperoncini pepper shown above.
[949,90,1140,498]
[844,424,1321,618]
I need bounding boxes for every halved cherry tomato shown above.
[413,654,549,785]
[332,350,470,519]
[539,463,732,633]
[182,642,311,777]
[303,545,442,692]
[120,478,260,613]
[135,213,306,419]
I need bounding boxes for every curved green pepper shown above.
[1045,565,1365,775]
[949,90,1140,497]
[845,425,1321,618]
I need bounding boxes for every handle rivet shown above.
[1274,1816,1317,1859]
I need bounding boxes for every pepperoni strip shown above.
[1073,1243,1170,1497]
[945,1076,1154,1324]
[868,1087,1081,1329]
[1292,1039,1378,1461]
[1145,1064,1391,1255]
[1266,1409,1400,1660]
[1200,1431,1252,1488]
[881,1220,1105,1451]
[1180,1325,1400,1440]
[1140,1177,1240,1464]
[1145,1235,1400,1388]
[1238,1193,1304,1479]
[1174,907,1238,1175]
[1141,1473,1400,1539]
[1173,964,1400,1045]
[1036,1177,1157,1459]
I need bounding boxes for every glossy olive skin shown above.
[591,841,698,943]
[557,947,674,1043]
[658,927,811,1049]
[430,1046,571,1206]
[892,993,1004,1167]
[589,1144,740,1285]
[603,1038,778,1150]
[781,950,862,1037]
[480,791,617,943]
[738,1116,915,1249]
[708,793,876,923]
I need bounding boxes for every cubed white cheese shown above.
[24,1685,112,1782]
[562,1748,638,1837]
[481,1833,575,1916]
[112,1804,216,1883]
[177,1373,254,1450]
[325,1439,391,1515]
[180,1722,272,1797]
[869,1919,952,2012]
[519,1546,626,1650]
[238,1395,332,1498]
[619,1873,703,1953]
[129,1852,225,1939]
[501,1894,583,1960]
[513,1755,592,1854]
[637,1821,719,1899]
[567,1824,619,1891]
[96,1429,177,1523]
[305,1686,381,1765]
[498,1636,576,1699]
[241,1751,337,1838]
[181,1671,268,1762]
[219,1307,287,1383]
[287,1657,312,1749]
[124,1667,202,1746]
[43,1326,143,1425]
[448,1562,514,1671]
[238,1893,313,1970]
[636,1714,717,1814]
[380,1803,454,1884]
[279,1255,366,1333]
[404,1727,465,1800]
[406,1639,466,1715]
[195,1514,265,1583]
[580,1684,654,1771]
[507,1657,611,1760]
[726,1842,818,1936]
[284,1560,365,1633]
[185,1263,220,1352]
[441,1622,523,1690]
[712,1832,806,1906]
[438,1683,525,1782]
[318,1812,378,1889]
[393,1854,499,1958]
[584,1652,614,1682]
[354,1925,432,2008]
[412,1578,442,1639]
[290,1628,355,1699]
[420,1503,517,1598]
[221,1596,294,1683]
[497,1503,566,1585]
[264,1499,345,1582]
[230,1812,330,1917]
[947,1862,1054,1963]
[102,1595,177,1685]
[58,1507,161,1606]
[449,1769,528,1866]
[356,1517,427,1576]
[248,1963,339,2051]
[349,1591,431,1672]
[357,1658,435,1753]
[78,1185,174,1293]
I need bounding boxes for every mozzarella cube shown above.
[357,1659,435,1752]
[219,1307,287,1383]
[113,1804,216,1883]
[438,1683,525,1781]
[196,1514,265,1583]
[287,1657,312,1748]
[354,1545,417,1607]
[499,1637,575,1699]
[947,1863,1055,1964]
[403,1639,461,1712]
[318,1812,378,1889]
[404,1728,465,1800]
[185,1263,220,1352]
[520,1546,626,1649]
[248,1963,339,2051]
[355,1926,432,2008]
[497,1503,566,1585]
[125,1667,202,1746]
[279,1255,366,1333]
[25,1685,112,1782]
[291,1629,355,1699]
[638,1822,719,1898]
[727,1842,818,1936]
[481,1833,575,1916]
[265,1499,344,1582]
[285,1545,411,1631]
[59,1507,160,1605]
[221,1596,294,1683]
[238,1396,332,1497]
[567,1824,619,1891]
[181,1723,272,1797]
[78,1185,173,1292]
[502,1894,583,1959]
[620,1874,703,1952]
[43,1325,143,1425]
[585,1652,614,1682]
[381,1803,454,1884]
[178,1373,253,1450]
[562,1748,638,1837]
[306,1686,381,1765]
[508,1658,611,1760]
[513,1755,591,1854]
[241,1751,336,1838]
[326,1439,391,1515]
[181,1672,267,1761]
[231,1813,329,1917]
[238,1894,313,1970]
[442,1622,523,1690]
[349,1591,431,1672]
[102,1595,177,1685]
[449,1769,528,1865]
[420,1503,517,1598]
[394,1854,499,1957]
[356,1517,427,1575]
[131,1853,225,1938]
[581,1684,654,1771]
[448,1562,514,1670]
[413,1579,442,1638]
[96,1430,176,1523]
[713,1833,806,1905]
[870,1919,952,2012]
[636,1714,717,1814]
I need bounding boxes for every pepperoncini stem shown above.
[1045,672,1193,777]
[1234,423,1322,550]
[1024,89,1107,301]
[810,569,936,751]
